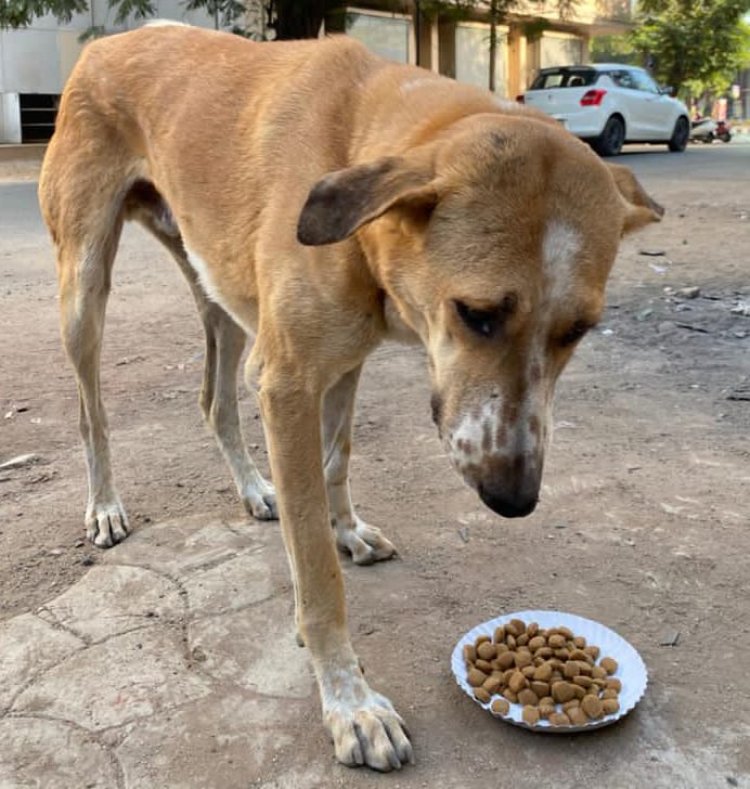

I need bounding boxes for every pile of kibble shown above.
[463,618,621,727]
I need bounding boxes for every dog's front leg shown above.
[259,372,413,771]
[324,366,397,566]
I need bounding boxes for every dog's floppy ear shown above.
[297,156,438,246]
[606,163,665,235]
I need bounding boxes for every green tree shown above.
[1,0,577,49]
[0,0,344,38]
[630,0,750,96]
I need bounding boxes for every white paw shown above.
[322,671,413,771]
[334,517,397,566]
[242,477,278,521]
[85,499,130,548]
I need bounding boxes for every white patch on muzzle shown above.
[447,400,503,473]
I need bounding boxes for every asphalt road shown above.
[621,136,750,183]
[1,138,748,239]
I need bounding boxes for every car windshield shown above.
[530,68,598,89]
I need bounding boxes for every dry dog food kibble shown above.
[463,619,624,728]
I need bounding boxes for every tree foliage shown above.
[630,0,750,95]
[1,0,578,38]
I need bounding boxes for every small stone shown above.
[48,548,64,556]
[0,453,41,471]
[677,286,700,299]
[659,630,680,646]
[80,556,95,567]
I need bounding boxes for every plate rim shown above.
[451,609,648,733]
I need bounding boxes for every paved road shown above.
[2,139,748,237]
[621,137,750,183]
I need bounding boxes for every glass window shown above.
[530,68,598,90]
[455,24,506,92]
[346,12,410,64]
[540,34,584,69]
[611,70,636,90]
[631,70,659,94]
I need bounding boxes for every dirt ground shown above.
[1,143,749,787]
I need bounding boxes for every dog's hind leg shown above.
[197,303,278,520]
[127,186,277,520]
[51,201,130,547]
[323,366,396,565]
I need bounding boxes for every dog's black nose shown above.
[478,484,538,518]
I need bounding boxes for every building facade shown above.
[339,1,633,99]
[0,0,634,144]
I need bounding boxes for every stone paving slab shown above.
[0,614,84,711]
[190,600,313,699]
[0,518,319,788]
[40,564,184,643]
[0,717,119,789]
[114,690,305,789]
[12,627,215,730]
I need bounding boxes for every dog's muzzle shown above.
[477,479,539,518]
[472,455,542,519]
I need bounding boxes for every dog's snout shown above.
[478,483,538,518]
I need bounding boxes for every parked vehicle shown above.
[517,64,690,156]
[690,117,718,143]
[690,117,732,143]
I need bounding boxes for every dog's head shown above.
[298,114,662,518]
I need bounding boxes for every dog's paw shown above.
[323,673,413,771]
[85,499,131,548]
[242,477,278,521]
[335,518,397,566]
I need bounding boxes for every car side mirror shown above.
[659,86,673,95]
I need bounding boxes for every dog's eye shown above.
[559,320,592,347]
[454,301,498,338]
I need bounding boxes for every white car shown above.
[519,64,690,156]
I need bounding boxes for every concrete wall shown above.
[0,0,218,143]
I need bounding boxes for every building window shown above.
[540,32,584,69]
[346,11,412,64]
[455,23,507,94]
[20,94,58,143]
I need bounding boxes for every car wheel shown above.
[668,117,689,152]
[594,116,625,157]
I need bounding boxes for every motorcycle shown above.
[690,117,732,143]
[716,120,732,143]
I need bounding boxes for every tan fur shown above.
[39,25,662,771]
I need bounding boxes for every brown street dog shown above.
[38,23,662,771]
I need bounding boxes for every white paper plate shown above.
[451,610,648,733]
